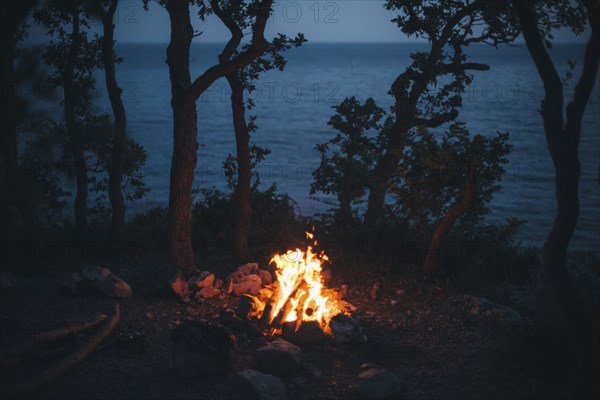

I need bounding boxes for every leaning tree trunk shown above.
[516,0,599,388]
[227,74,252,263]
[423,168,474,281]
[64,9,88,237]
[166,0,197,277]
[100,0,127,241]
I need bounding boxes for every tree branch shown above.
[2,304,120,398]
[184,0,273,103]
[413,110,459,128]
[515,1,564,153]
[565,0,600,140]
[210,0,244,64]
[405,5,438,44]
[439,62,490,74]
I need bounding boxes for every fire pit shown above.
[239,232,358,343]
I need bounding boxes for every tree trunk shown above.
[64,9,88,237]
[164,0,272,276]
[517,1,599,390]
[100,0,127,241]
[338,131,358,223]
[423,168,474,281]
[227,74,252,263]
[0,0,38,236]
[166,0,197,277]
[364,132,405,227]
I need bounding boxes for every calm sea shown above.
[84,43,599,249]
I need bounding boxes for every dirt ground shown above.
[0,259,585,400]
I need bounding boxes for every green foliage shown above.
[223,145,271,191]
[16,117,69,232]
[33,0,148,226]
[311,97,387,218]
[391,123,512,238]
[385,0,520,46]
[192,185,303,260]
[440,218,533,300]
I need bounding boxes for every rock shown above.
[196,285,221,299]
[233,274,262,297]
[60,272,88,295]
[226,277,235,294]
[370,282,381,300]
[188,272,215,290]
[228,271,246,286]
[357,364,401,400]
[230,370,288,400]
[217,310,263,340]
[257,269,273,286]
[170,318,236,376]
[239,263,259,276]
[465,295,522,321]
[255,338,301,376]
[237,295,263,319]
[282,320,326,344]
[214,278,224,289]
[330,314,367,343]
[81,265,132,299]
[159,274,189,299]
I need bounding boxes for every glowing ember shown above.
[255,232,346,335]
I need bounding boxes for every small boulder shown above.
[217,310,263,340]
[159,274,189,299]
[196,285,221,300]
[171,319,236,376]
[255,338,301,376]
[282,320,326,344]
[236,295,263,319]
[239,263,259,276]
[233,274,262,297]
[257,269,273,286]
[188,272,215,290]
[357,364,401,400]
[81,265,132,299]
[330,314,367,343]
[230,370,288,400]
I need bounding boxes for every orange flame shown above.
[260,232,343,334]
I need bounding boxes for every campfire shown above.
[245,232,352,340]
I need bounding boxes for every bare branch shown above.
[2,304,120,398]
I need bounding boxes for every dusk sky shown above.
[26,0,589,44]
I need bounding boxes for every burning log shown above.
[2,304,121,398]
[271,279,308,326]
[259,284,283,325]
